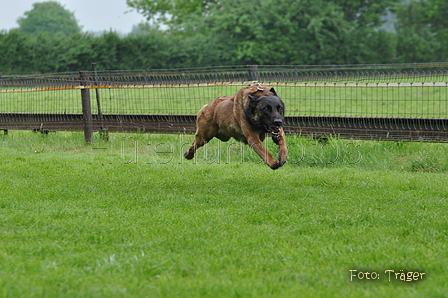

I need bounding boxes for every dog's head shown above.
[245,86,285,134]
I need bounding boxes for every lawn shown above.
[0,131,447,297]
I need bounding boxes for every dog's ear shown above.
[246,94,260,117]
[248,92,260,101]
[270,87,278,96]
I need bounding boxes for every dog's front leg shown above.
[272,128,287,166]
[246,134,282,170]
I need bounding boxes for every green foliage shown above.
[0,30,34,73]
[127,0,217,25]
[1,0,448,74]
[129,0,400,65]
[201,0,352,64]
[333,0,397,28]
[17,1,81,37]
[393,0,448,62]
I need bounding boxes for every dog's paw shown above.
[270,160,286,170]
[184,150,194,159]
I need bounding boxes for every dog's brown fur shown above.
[184,84,287,169]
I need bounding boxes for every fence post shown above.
[247,65,260,82]
[79,71,93,143]
[91,63,104,131]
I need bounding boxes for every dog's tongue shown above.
[271,127,280,134]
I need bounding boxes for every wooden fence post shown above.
[247,65,260,82]
[91,63,104,131]
[79,71,93,143]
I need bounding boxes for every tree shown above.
[333,0,398,28]
[17,1,81,36]
[180,0,401,65]
[127,0,401,65]
[127,0,397,30]
[0,30,34,73]
[195,0,351,64]
[127,0,218,26]
[394,0,448,61]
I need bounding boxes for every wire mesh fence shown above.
[1,63,447,118]
[1,63,448,143]
[1,82,447,118]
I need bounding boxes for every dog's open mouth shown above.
[271,127,280,134]
[266,125,282,135]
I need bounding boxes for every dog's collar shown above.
[255,83,264,92]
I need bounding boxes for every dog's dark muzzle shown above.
[266,119,283,136]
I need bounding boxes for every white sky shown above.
[0,0,147,34]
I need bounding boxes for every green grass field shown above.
[1,131,447,297]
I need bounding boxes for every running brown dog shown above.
[184,84,287,169]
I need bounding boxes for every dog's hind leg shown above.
[184,124,218,160]
[184,135,208,159]
[184,105,219,160]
